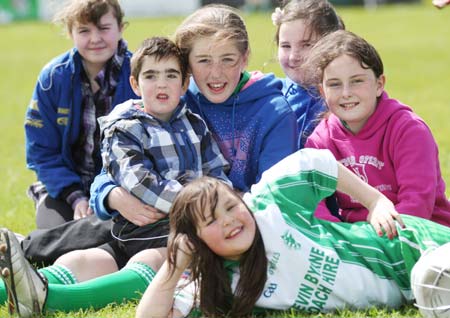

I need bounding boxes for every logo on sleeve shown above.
[263,282,278,298]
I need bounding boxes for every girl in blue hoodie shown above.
[90,4,298,220]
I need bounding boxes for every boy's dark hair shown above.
[131,37,188,85]
[54,0,125,34]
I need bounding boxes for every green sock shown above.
[45,262,155,312]
[0,264,77,304]
[38,264,78,285]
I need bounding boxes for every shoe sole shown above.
[0,229,44,318]
[0,230,19,316]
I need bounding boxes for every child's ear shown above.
[129,76,141,97]
[376,74,386,97]
[241,49,250,72]
[318,84,325,98]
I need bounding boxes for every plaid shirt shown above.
[99,100,231,213]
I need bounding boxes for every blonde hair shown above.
[53,0,125,34]
[174,4,250,60]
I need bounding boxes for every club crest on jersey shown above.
[282,231,301,250]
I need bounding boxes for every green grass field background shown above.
[0,2,449,317]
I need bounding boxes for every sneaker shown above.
[0,228,47,318]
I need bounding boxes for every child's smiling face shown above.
[278,19,318,85]
[196,184,256,261]
[71,7,123,76]
[188,37,248,104]
[321,54,385,134]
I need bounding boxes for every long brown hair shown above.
[168,177,267,316]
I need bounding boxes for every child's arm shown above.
[336,162,405,239]
[90,170,165,226]
[136,235,193,318]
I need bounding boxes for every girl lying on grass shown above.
[136,148,450,318]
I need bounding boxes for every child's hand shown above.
[108,186,166,226]
[74,198,93,219]
[366,199,405,239]
[174,234,195,269]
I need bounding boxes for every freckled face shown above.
[188,37,248,104]
[196,185,256,260]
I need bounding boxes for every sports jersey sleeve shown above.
[246,149,338,221]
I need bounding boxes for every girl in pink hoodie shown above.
[304,30,450,233]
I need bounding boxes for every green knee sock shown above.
[45,262,155,312]
[0,264,76,304]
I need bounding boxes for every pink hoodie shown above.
[305,91,450,227]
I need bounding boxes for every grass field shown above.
[0,2,449,317]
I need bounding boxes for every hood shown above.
[98,99,187,133]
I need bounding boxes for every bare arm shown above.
[336,162,405,239]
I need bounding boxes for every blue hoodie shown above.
[184,72,298,192]
[281,77,326,149]
[25,45,138,199]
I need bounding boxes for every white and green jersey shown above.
[239,148,450,313]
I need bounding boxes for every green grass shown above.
[0,2,449,317]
